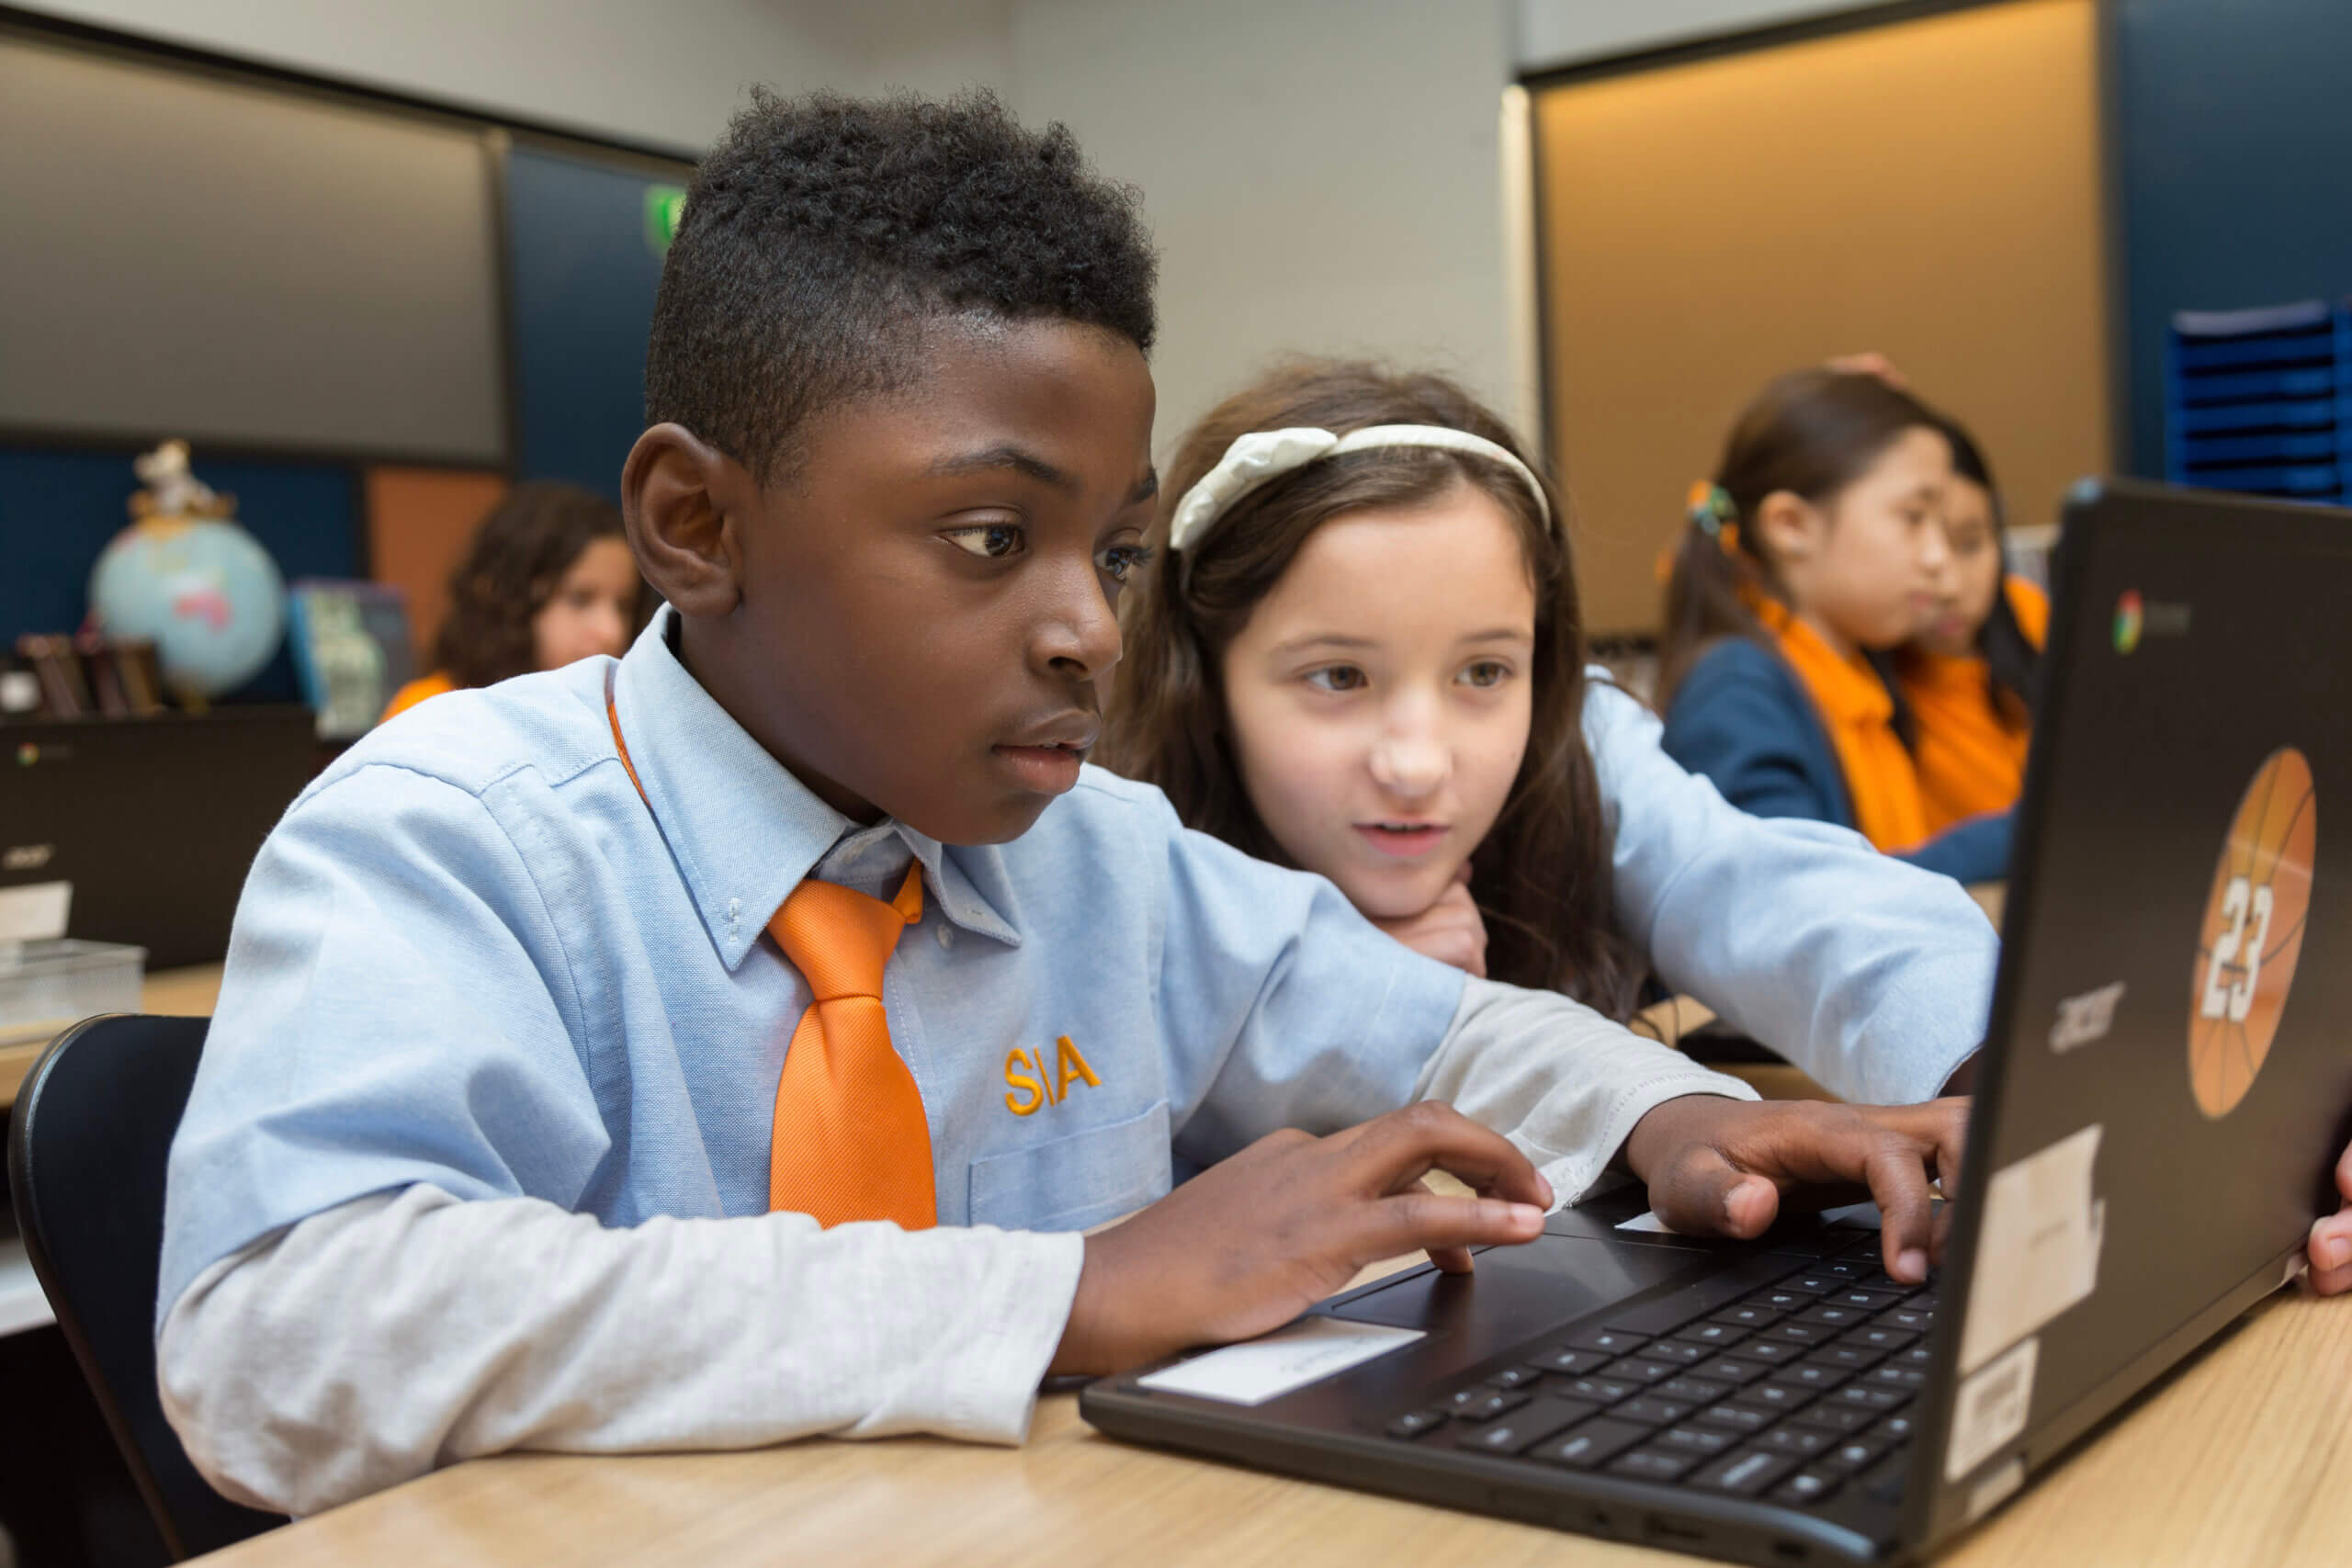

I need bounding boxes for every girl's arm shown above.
[1658,639,1854,827]
[1591,677,1997,1106]
[1893,810,2012,884]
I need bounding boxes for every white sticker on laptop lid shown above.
[1959,1123,2105,1373]
[1135,1317,1423,1405]
[1946,1336,2039,1480]
[0,880,71,943]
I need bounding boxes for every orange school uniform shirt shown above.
[1899,576,2049,836]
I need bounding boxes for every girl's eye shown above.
[944,523,1026,560]
[1097,543,1156,584]
[1306,665,1368,694]
[1459,660,1510,689]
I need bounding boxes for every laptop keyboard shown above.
[1380,1229,1931,1510]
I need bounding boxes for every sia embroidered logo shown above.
[1004,1035,1102,1116]
[2188,747,2316,1118]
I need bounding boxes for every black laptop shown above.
[0,706,316,968]
[1081,479,2352,1565]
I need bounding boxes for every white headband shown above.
[1165,423,1554,555]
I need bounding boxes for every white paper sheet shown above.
[0,880,70,944]
[1135,1316,1424,1405]
[1947,1336,2040,1480]
[1959,1124,2106,1372]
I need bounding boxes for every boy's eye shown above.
[1306,666,1368,694]
[1459,660,1511,689]
[944,523,1026,560]
[1096,543,1156,584]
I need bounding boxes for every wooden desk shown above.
[188,1280,2352,1568]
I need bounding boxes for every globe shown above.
[88,516,288,698]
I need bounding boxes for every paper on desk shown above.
[0,881,70,944]
[1959,1124,2106,1373]
[1136,1317,1423,1405]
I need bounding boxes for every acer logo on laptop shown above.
[2,844,55,873]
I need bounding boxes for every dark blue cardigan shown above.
[1659,638,2012,885]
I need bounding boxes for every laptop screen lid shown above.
[1901,479,2352,1551]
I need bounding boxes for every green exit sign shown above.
[645,186,687,254]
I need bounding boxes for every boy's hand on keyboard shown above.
[2307,1138,2352,1296]
[1048,1101,1550,1375]
[1622,1096,1969,1287]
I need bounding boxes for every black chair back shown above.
[7,1014,283,1559]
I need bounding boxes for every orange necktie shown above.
[603,671,935,1229]
[765,863,936,1228]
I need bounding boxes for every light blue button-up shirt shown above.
[160,612,1472,1324]
[161,614,1996,1332]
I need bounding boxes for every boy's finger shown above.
[1861,1142,1938,1283]
[1349,1189,1544,1265]
[1646,1144,1781,1239]
[2335,1140,2352,1204]
[1922,1099,1969,1197]
[1349,1103,1549,1208]
[2309,1209,2352,1295]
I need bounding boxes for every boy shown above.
[158,91,1964,1516]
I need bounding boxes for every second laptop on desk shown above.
[1083,479,2352,1565]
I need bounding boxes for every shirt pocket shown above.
[966,1099,1171,1233]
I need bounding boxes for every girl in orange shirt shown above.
[1896,417,2046,834]
[380,482,647,722]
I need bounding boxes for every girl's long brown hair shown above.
[1099,360,1643,1018]
[1656,367,1948,709]
[432,481,645,690]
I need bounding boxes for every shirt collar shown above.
[609,608,1023,969]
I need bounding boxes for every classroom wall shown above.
[13,0,842,152]
[17,0,1524,458]
[1001,0,1517,446]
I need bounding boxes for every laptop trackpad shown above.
[1328,1235,1702,1344]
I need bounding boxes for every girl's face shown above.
[1771,425,1956,654]
[1218,481,1536,920]
[532,536,639,672]
[1917,476,2001,658]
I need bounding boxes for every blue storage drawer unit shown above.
[2164,300,2352,502]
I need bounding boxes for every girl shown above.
[1896,415,2048,835]
[380,481,647,721]
[1655,368,2009,884]
[1100,360,1996,1105]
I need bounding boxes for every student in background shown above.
[1100,359,1995,1106]
[1895,416,2046,834]
[158,92,1971,1517]
[1656,368,2009,884]
[379,481,647,721]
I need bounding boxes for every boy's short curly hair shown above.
[645,88,1158,484]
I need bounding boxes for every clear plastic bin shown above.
[0,939,146,1049]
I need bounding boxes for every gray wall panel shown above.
[0,35,503,461]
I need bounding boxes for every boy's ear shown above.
[1753,490,1820,562]
[622,423,748,618]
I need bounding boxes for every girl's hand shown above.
[1049,1102,1551,1374]
[1622,1095,1969,1285]
[2307,1140,2352,1296]
[1372,866,1488,976]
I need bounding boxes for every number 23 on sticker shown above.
[2187,747,2315,1120]
[2197,874,2274,1023]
